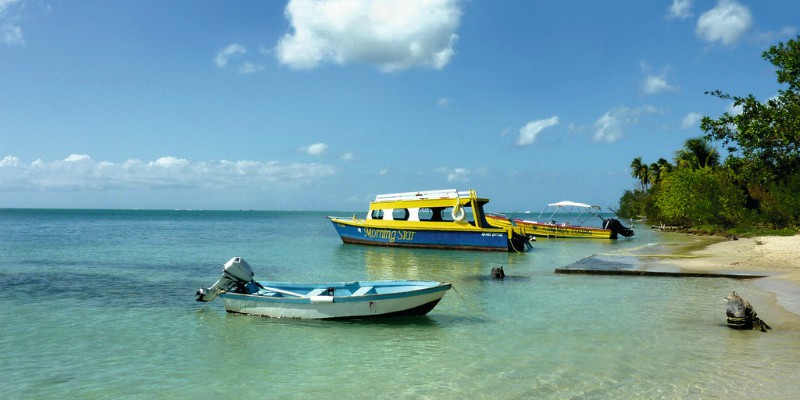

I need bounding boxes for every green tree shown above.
[648,163,661,186]
[657,158,673,174]
[617,188,657,221]
[701,36,800,184]
[648,158,673,186]
[674,137,720,169]
[617,189,642,219]
[629,157,649,191]
[655,168,746,227]
[752,170,800,228]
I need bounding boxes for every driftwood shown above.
[724,291,771,332]
[490,266,505,279]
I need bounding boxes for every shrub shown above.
[655,168,746,228]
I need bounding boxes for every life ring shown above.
[451,204,466,222]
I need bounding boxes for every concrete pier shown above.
[554,254,768,280]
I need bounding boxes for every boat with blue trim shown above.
[328,189,531,252]
[196,257,451,319]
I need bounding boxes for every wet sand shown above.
[662,234,800,315]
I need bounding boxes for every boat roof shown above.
[375,189,473,202]
[548,201,598,209]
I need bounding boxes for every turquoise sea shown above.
[2,209,800,399]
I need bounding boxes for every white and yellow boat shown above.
[486,201,634,239]
[328,189,531,252]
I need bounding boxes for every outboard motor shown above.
[602,218,635,239]
[196,257,257,302]
[508,231,534,252]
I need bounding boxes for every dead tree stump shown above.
[490,266,505,279]
[725,291,771,332]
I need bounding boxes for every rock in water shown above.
[724,291,771,332]
[491,266,505,279]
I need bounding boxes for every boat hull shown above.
[486,215,613,239]
[219,281,451,319]
[514,220,613,239]
[329,218,511,251]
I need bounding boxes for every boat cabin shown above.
[366,189,496,228]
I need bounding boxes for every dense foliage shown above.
[618,36,800,234]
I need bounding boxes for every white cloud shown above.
[0,155,337,191]
[643,75,677,94]
[681,112,702,129]
[593,106,658,143]
[275,0,462,72]
[754,26,798,46]
[594,113,622,143]
[435,167,469,183]
[340,151,357,161]
[300,142,328,156]
[727,101,743,115]
[215,43,247,68]
[1,23,22,45]
[0,1,20,12]
[437,98,450,107]
[667,0,692,19]
[448,168,469,183]
[238,61,265,74]
[150,156,190,168]
[215,44,265,74]
[1,0,25,46]
[0,155,22,167]
[641,62,678,95]
[696,0,752,46]
[65,154,92,163]
[516,116,559,146]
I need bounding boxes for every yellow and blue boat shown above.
[328,189,531,252]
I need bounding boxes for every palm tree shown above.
[675,137,720,169]
[657,157,673,174]
[649,158,673,186]
[630,157,650,191]
[649,162,662,186]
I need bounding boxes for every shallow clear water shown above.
[1,209,799,399]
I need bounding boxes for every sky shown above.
[1,0,798,212]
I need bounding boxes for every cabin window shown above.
[392,208,409,221]
[442,207,455,222]
[418,208,434,221]
[371,209,384,220]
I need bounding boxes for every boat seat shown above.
[352,286,374,296]
[307,288,326,297]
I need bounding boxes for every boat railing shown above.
[374,189,471,202]
[538,202,604,227]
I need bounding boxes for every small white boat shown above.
[196,257,451,319]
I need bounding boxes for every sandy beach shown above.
[664,234,800,315]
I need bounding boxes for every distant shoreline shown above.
[658,234,800,316]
